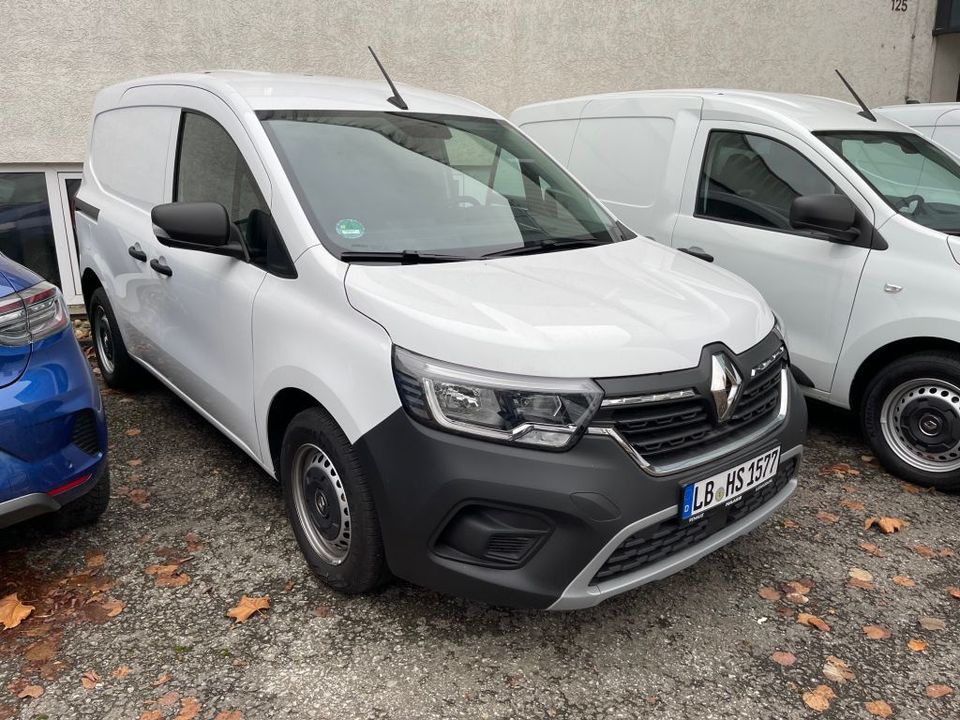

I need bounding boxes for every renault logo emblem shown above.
[710,353,742,422]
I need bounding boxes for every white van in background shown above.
[875,103,960,156]
[513,90,960,490]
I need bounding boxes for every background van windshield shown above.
[817,131,960,234]
[260,111,619,258]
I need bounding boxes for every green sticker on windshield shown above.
[335,218,365,239]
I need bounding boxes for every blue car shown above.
[0,252,108,531]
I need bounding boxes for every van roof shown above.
[99,71,501,118]
[514,89,908,134]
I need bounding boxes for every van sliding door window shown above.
[175,112,269,260]
[697,131,838,232]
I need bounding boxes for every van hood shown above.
[344,238,775,378]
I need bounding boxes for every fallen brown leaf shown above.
[798,613,830,632]
[157,690,180,707]
[907,638,927,652]
[226,595,270,624]
[85,551,106,568]
[126,458,143,467]
[912,544,936,558]
[949,586,960,599]
[865,516,906,534]
[153,673,172,686]
[145,564,190,588]
[892,575,915,588]
[782,518,800,528]
[139,712,163,720]
[862,625,892,640]
[859,542,883,557]
[802,685,835,712]
[128,488,150,505]
[864,700,893,717]
[184,532,203,552]
[926,684,953,699]
[861,455,877,463]
[783,580,813,595]
[816,511,839,524]
[313,605,332,618]
[823,655,855,683]
[840,498,866,512]
[819,462,859,477]
[758,586,782,602]
[772,651,796,666]
[784,592,809,605]
[175,697,201,720]
[0,594,35,630]
[848,577,875,591]
[16,685,42,699]
[919,616,946,631]
[214,711,243,720]
[80,670,101,690]
[849,568,873,582]
[902,483,925,494]
[112,665,131,678]
[125,428,142,437]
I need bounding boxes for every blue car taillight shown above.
[0,282,69,347]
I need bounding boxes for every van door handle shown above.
[678,246,714,263]
[127,245,147,262]
[150,258,173,277]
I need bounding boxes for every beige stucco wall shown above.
[0,0,943,164]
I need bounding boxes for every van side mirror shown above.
[151,202,248,260]
[789,194,860,243]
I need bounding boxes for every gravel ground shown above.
[1,347,958,720]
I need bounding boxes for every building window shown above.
[0,172,62,289]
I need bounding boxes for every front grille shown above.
[606,359,783,467]
[591,458,796,585]
[71,410,100,455]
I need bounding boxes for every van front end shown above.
[356,331,806,609]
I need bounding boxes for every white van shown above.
[513,90,960,491]
[76,72,805,609]
[875,102,960,155]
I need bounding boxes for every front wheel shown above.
[862,352,960,491]
[280,407,389,594]
[88,288,143,390]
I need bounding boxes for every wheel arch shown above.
[80,268,103,312]
[849,336,960,413]
[266,387,324,479]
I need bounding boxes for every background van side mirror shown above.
[789,194,860,243]
[151,202,248,260]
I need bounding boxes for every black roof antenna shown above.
[368,46,408,110]
[835,69,877,122]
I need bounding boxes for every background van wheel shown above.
[280,407,389,594]
[862,352,960,491]
[48,468,111,532]
[88,288,143,390]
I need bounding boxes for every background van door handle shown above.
[678,246,715,263]
[150,258,173,277]
[127,245,147,262]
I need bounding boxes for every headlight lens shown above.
[393,347,603,449]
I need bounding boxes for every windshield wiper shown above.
[481,237,612,259]
[339,250,468,265]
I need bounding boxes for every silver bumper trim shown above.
[587,368,790,477]
[548,444,803,611]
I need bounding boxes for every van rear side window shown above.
[568,117,674,207]
[91,107,177,207]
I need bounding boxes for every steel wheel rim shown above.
[880,377,960,473]
[291,443,351,565]
[94,306,115,375]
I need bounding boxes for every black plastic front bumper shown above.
[356,372,807,609]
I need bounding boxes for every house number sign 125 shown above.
[891,0,908,11]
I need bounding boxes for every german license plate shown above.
[680,446,781,520]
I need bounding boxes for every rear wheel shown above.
[48,468,111,531]
[280,407,389,593]
[862,352,960,491]
[89,288,143,390]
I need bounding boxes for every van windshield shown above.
[817,130,960,233]
[259,111,621,260]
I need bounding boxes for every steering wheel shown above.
[453,195,480,208]
[894,194,926,214]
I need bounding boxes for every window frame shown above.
[171,109,295,276]
[693,129,858,244]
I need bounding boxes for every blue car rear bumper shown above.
[0,327,107,528]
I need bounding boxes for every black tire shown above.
[862,352,960,491]
[48,468,111,531]
[280,407,389,593]
[88,287,144,390]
